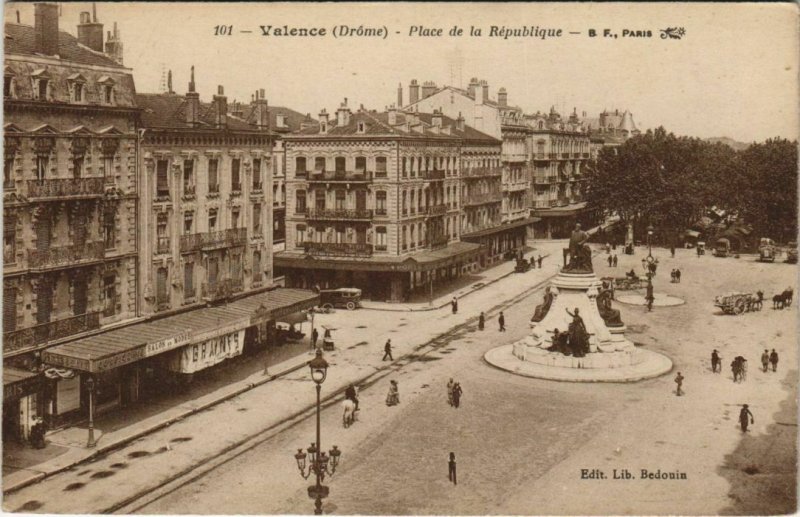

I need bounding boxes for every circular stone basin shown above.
[616,293,685,307]
[484,344,673,383]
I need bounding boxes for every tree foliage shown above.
[585,127,798,243]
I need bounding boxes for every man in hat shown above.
[383,339,393,361]
[769,349,779,372]
[739,404,754,432]
[761,350,770,373]
[711,349,721,373]
[674,372,684,396]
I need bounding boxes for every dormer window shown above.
[74,82,84,102]
[31,69,52,101]
[4,70,15,99]
[98,76,116,105]
[37,78,49,100]
[276,114,287,128]
[67,73,88,103]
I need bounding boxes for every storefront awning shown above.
[461,217,540,240]
[41,288,319,374]
[4,367,42,401]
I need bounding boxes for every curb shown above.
[3,357,311,495]
[361,252,552,312]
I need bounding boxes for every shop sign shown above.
[95,347,147,372]
[169,330,244,374]
[144,331,191,357]
[3,375,42,401]
[41,352,91,372]
[192,321,246,343]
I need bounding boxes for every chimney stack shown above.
[409,79,420,104]
[77,10,104,52]
[497,87,507,107]
[34,3,60,56]
[213,85,228,129]
[319,109,329,133]
[336,98,351,127]
[421,81,437,99]
[104,21,124,64]
[388,104,397,125]
[185,66,200,127]
[480,80,489,103]
[474,81,485,105]
[456,112,465,131]
[167,70,173,94]
[253,88,269,130]
[397,83,403,108]
[432,108,443,128]
[467,78,480,99]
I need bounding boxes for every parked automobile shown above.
[713,238,731,257]
[786,241,798,264]
[758,237,779,262]
[319,288,362,310]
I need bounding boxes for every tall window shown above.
[3,287,16,332]
[314,157,325,173]
[156,213,169,254]
[36,78,49,100]
[183,160,194,195]
[410,191,416,214]
[296,224,306,246]
[402,191,407,215]
[156,159,169,197]
[4,155,14,188]
[104,84,114,104]
[103,206,116,249]
[402,157,407,178]
[355,156,366,173]
[208,209,218,231]
[3,216,16,264]
[335,190,346,210]
[184,262,195,300]
[335,157,346,173]
[296,190,306,213]
[232,158,241,191]
[375,191,387,215]
[184,211,194,234]
[253,203,262,233]
[72,82,83,102]
[208,158,219,193]
[253,251,262,283]
[156,267,168,307]
[296,157,307,176]
[375,226,387,251]
[36,155,48,181]
[232,208,240,229]
[401,226,407,250]
[104,155,114,183]
[253,158,262,189]
[103,275,117,317]
[375,157,387,178]
[315,190,325,210]
[72,155,84,179]
[410,226,415,248]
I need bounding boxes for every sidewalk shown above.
[2,241,568,506]
[361,241,563,312]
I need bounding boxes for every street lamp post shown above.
[294,349,341,515]
[647,224,654,258]
[644,224,655,311]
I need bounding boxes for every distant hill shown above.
[705,137,751,151]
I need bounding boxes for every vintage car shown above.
[758,237,779,262]
[318,288,362,310]
[785,241,798,264]
[712,238,731,257]
[514,257,531,273]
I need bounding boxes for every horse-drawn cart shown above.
[603,275,646,291]
[714,292,762,315]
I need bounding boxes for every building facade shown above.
[3,4,138,440]
[276,101,495,302]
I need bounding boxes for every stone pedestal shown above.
[514,271,640,369]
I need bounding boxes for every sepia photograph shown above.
[1,1,798,515]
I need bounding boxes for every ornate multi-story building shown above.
[525,107,593,238]
[276,100,497,302]
[3,4,138,438]
[403,78,536,245]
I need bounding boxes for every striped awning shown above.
[42,288,319,373]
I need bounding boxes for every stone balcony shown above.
[180,227,248,253]
[462,167,503,178]
[201,278,241,302]
[27,177,105,201]
[305,208,373,221]
[27,241,105,271]
[305,171,374,183]
[303,242,373,258]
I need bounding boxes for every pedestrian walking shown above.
[737,356,748,381]
[311,327,319,349]
[498,311,506,332]
[447,378,455,406]
[451,297,458,314]
[670,245,676,258]
[383,339,393,361]
[670,269,676,283]
[612,254,618,267]
[478,311,485,331]
[537,255,543,268]
[761,350,770,372]
[731,359,739,382]
[711,349,720,373]
[675,268,681,283]
[769,349,779,372]
[607,255,613,267]
[386,380,399,406]
[452,382,463,408]
[674,372,684,396]
[739,404,754,432]
[696,246,702,258]
[646,285,655,312]
[448,452,457,485]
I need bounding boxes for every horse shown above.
[752,291,764,311]
[783,287,794,307]
[342,399,356,428]
[773,293,786,310]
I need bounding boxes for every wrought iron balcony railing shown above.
[429,236,449,250]
[27,241,104,270]
[305,209,374,221]
[201,279,235,301]
[463,192,502,206]
[462,167,503,178]
[27,177,105,200]
[3,311,101,353]
[306,171,373,183]
[180,227,248,253]
[426,204,448,216]
[303,242,373,258]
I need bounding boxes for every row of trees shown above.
[585,127,798,245]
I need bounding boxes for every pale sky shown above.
[6,2,799,142]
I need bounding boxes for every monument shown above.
[485,224,672,381]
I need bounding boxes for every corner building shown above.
[276,101,497,302]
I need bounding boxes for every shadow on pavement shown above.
[716,368,797,515]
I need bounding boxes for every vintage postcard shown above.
[2,1,797,515]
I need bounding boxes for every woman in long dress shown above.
[386,380,399,406]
